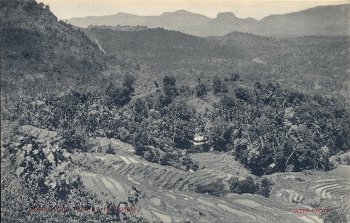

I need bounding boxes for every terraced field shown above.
[190,153,251,180]
[72,137,350,223]
[269,167,350,222]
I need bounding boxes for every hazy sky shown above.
[38,0,349,20]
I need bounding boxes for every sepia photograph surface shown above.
[1,0,350,222]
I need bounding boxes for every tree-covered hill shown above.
[84,27,350,101]
[84,27,214,70]
[0,0,107,93]
[209,33,350,100]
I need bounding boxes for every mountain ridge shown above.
[68,4,350,37]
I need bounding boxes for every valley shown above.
[1,1,349,223]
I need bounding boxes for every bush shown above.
[135,146,198,171]
[256,178,274,198]
[234,87,251,101]
[179,85,194,97]
[213,76,227,94]
[228,177,274,197]
[229,176,258,194]
[61,127,89,152]
[220,96,236,108]
[195,179,227,197]
[105,83,133,108]
[196,82,207,97]
[106,144,116,155]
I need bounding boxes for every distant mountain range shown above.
[68,4,350,37]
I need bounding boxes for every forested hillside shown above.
[85,27,350,100]
[0,0,107,94]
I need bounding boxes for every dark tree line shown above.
[208,82,350,175]
[3,74,349,175]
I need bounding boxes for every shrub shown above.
[235,87,251,101]
[220,96,236,108]
[135,146,198,171]
[229,176,258,194]
[106,144,116,155]
[213,76,227,94]
[256,178,274,198]
[196,82,207,97]
[105,83,133,108]
[195,179,227,197]
[61,127,90,152]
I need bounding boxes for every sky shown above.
[38,0,349,20]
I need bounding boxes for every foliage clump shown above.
[195,177,274,198]
[195,179,227,197]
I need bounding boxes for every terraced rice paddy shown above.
[190,153,250,177]
[73,137,350,222]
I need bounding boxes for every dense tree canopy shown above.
[2,74,349,176]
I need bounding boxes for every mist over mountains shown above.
[69,4,350,37]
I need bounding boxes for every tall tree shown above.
[162,75,178,104]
